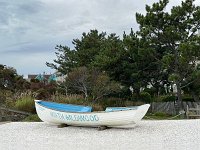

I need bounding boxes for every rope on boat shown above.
[144,112,185,120]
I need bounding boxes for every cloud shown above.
[1,0,200,76]
[0,51,55,76]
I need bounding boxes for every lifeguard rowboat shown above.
[35,100,150,128]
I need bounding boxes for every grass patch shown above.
[145,112,182,120]
[15,96,35,113]
[23,114,41,122]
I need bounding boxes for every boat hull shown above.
[35,100,150,127]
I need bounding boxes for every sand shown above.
[0,120,200,150]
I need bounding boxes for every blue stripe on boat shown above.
[37,101,92,112]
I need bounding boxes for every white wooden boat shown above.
[35,100,150,128]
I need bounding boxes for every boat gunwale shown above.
[35,100,140,114]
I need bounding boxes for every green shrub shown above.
[5,97,15,108]
[162,95,176,102]
[155,95,175,102]
[36,89,50,100]
[143,87,157,97]
[139,92,151,103]
[23,114,41,122]
[182,96,194,102]
[0,90,13,106]
[15,96,35,113]
[154,112,169,117]
[100,97,125,108]
[51,94,85,105]
[0,92,6,104]
[110,86,132,99]
[89,103,104,111]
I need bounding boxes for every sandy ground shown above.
[0,120,200,150]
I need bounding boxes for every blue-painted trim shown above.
[37,101,92,112]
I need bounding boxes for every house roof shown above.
[28,74,54,81]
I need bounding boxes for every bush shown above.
[154,112,169,117]
[23,114,41,122]
[143,87,157,97]
[36,89,50,100]
[0,90,13,105]
[89,103,104,111]
[155,95,175,102]
[15,96,35,113]
[109,86,132,99]
[0,92,6,104]
[51,94,85,105]
[5,97,15,108]
[139,92,151,103]
[162,95,176,102]
[182,96,194,102]
[100,97,125,108]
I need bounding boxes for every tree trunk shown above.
[84,91,88,100]
[175,81,183,113]
[174,46,183,113]
[64,86,68,96]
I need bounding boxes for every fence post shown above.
[197,105,200,115]
[0,109,2,121]
[186,105,189,119]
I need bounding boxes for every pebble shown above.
[0,120,200,150]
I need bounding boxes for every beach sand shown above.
[0,120,200,150]
[0,121,10,125]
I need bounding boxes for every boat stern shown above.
[133,104,150,123]
[35,100,42,103]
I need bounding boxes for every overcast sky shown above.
[0,0,199,77]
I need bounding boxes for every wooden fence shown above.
[0,107,31,121]
[150,102,200,115]
[1,102,200,120]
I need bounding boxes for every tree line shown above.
[1,0,200,112]
[47,0,200,111]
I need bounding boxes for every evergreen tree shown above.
[136,0,200,110]
[46,30,106,75]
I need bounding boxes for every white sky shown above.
[0,0,199,76]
